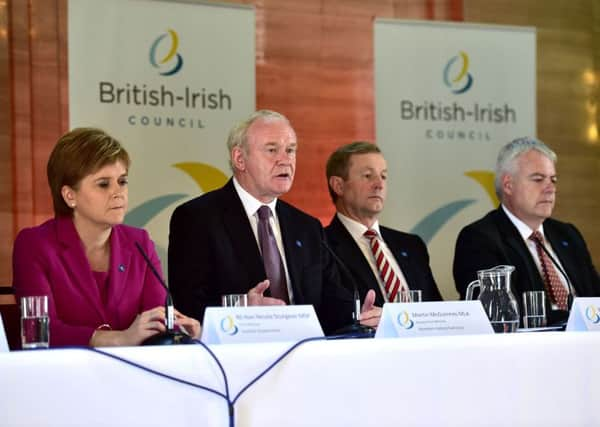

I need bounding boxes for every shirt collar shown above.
[336,212,381,240]
[233,177,278,217]
[502,204,545,241]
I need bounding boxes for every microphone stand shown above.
[321,240,375,338]
[135,242,194,345]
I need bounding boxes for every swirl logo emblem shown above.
[220,315,239,335]
[585,305,600,324]
[149,29,184,76]
[443,51,473,94]
[397,310,414,330]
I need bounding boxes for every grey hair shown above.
[494,137,557,199]
[226,110,291,172]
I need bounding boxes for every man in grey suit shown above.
[325,142,443,307]
[453,137,600,325]
[168,111,380,334]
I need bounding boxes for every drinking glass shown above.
[522,291,547,329]
[221,294,249,307]
[394,289,422,303]
[20,296,49,349]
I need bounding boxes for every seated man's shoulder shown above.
[278,199,321,228]
[544,216,573,230]
[380,225,421,243]
[458,209,500,236]
[380,225,434,255]
[172,186,225,217]
[544,217,584,240]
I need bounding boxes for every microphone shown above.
[537,241,574,311]
[321,239,375,338]
[135,242,194,345]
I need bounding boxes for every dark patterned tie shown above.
[529,231,569,310]
[257,205,289,303]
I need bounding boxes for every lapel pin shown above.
[561,241,569,247]
[400,251,408,257]
[119,264,125,272]
[296,240,302,248]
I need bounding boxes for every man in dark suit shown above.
[453,137,600,324]
[168,110,380,334]
[324,142,442,306]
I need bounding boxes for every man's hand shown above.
[247,280,287,306]
[359,289,381,328]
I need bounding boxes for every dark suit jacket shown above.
[325,215,443,306]
[453,207,600,322]
[12,216,166,347]
[168,179,354,334]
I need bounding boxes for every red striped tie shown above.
[529,231,568,310]
[364,229,405,302]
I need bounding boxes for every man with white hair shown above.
[453,137,599,324]
[168,110,380,334]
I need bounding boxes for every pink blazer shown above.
[12,217,166,347]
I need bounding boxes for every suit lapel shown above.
[56,217,107,321]
[380,228,417,291]
[221,180,266,286]
[328,216,383,304]
[544,222,580,294]
[105,225,132,318]
[494,208,543,292]
[276,202,305,303]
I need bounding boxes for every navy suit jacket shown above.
[12,217,166,347]
[325,215,442,306]
[453,207,600,322]
[168,179,354,334]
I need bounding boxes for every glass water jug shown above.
[465,265,520,333]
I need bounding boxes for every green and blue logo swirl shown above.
[220,315,239,335]
[149,29,184,76]
[443,51,473,94]
[397,310,414,329]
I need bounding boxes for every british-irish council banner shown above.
[69,0,255,273]
[375,20,535,299]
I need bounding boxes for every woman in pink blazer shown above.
[12,128,200,347]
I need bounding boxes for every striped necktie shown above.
[364,229,406,302]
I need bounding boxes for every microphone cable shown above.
[229,331,374,407]
[51,332,360,426]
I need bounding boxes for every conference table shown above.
[1,331,599,426]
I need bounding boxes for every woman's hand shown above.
[90,306,166,347]
[174,310,202,339]
[123,306,167,344]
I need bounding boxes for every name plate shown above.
[566,297,600,332]
[201,305,324,344]
[374,301,493,338]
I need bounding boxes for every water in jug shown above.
[465,265,520,333]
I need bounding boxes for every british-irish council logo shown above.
[149,29,184,76]
[585,306,600,324]
[397,310,414,330]
[220,315,239,335]
[443,51,473,94]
